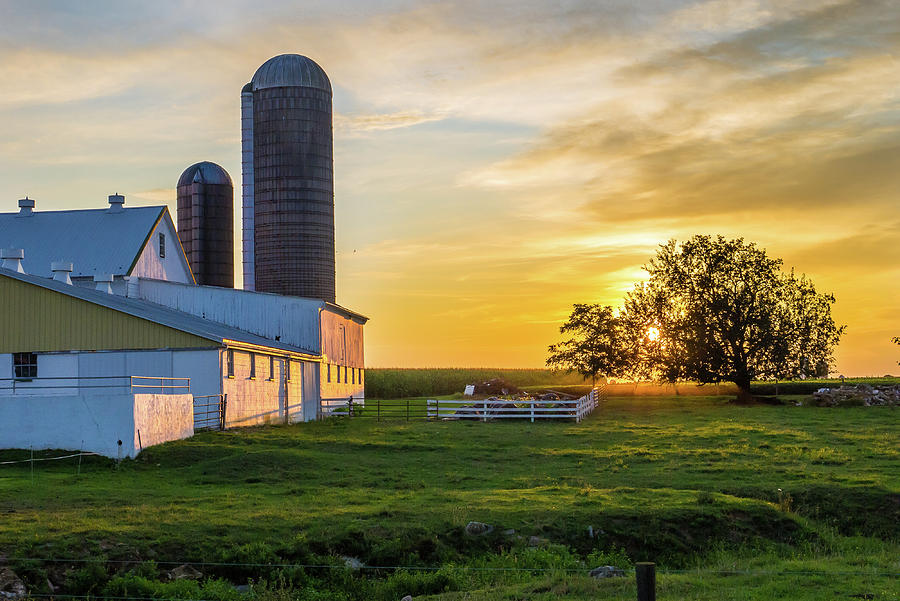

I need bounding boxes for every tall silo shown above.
[176,161,234,288]
[241,54,335,302]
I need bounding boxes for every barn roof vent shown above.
[94,273,114,294]
[107,193,125,213]
[1,248,25,273]
[51,261,74,285]
[17,197,34,216]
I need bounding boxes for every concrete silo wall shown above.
[252,85,335,302]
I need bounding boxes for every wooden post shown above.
[348,397,353,418]
[435,399,439,421]
[530,399,534,423]
[636,562,656,601]
[482,398,487,422]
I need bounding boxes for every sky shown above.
[0,0,898,374]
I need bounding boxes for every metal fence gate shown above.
[194,394,227,431]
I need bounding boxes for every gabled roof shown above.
[0,267,319,358]
[0,206,166,278]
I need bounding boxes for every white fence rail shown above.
[319,395,365,418]
[427,387,602,422]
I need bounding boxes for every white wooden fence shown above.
[319,395,365,418]
[427,387,602,422]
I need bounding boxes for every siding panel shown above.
[0,276,213,353]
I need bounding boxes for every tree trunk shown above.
[734,375,753,402]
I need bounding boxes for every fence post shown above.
[435,399,439,421]
[636,562,656,601]
[221,394,228,430]
[348,397,354,418]
[530,399,534,423]
[482,398,487,422]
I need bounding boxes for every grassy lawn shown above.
[0,396,898,599]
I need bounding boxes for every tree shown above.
[621,235,844,399]
[546,304,634,384]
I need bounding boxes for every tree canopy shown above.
[546,304,634,384]
[549,235,845,398]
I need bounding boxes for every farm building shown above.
[0,196,367,458]
[0,195,194,292]
[1,53,367,458]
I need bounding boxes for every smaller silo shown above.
[176,161,234,288]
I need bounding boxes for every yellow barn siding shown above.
[0,276,213,353]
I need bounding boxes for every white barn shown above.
[0,196,367,457]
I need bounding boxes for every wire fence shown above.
[3,556,897,576]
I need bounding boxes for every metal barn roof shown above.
[0,206,166,278]
[0,268,319,358]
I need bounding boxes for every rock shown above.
[589,565,625,579]
[502,529,516,537]
[233,584,251,594]
[811,385,899,407]
[167,564,202,581]
[465,521,494,536]
[0,567,26,600]
[527,536,548,547]
[400,596,413,601]
[342,556,364,570]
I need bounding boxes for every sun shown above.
[647,327,660,342]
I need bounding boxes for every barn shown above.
[0,195,367,458]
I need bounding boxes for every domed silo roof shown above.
[251,54,331,93]
[177,161,233,189]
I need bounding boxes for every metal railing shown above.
[0,376,190,395]
[194,394,227,431]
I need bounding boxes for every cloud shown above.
[335,110,447,133]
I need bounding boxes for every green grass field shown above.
[1,396,898,600]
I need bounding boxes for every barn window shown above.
[344,366,348,383]
[285,361,291,382]
[336,364,341,384]
[226,350,234,378]
[268,356,274,380]
[327,363,331,383]
[249,353,256,379]
[158,232,166,258]
[13,352,37,379]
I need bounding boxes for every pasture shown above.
[0,395,897,600]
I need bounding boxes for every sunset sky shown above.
[0,1,897,374]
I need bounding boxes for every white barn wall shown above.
[131,215,193,284]
[221,350,316,427]
[133,393,194,453]
[0,392,193,458]
[135,279,322,353]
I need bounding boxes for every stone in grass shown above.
[342,556,365,570]
[0,567,27,600]
[465,521,494,536]
[167,564,203,581]
[527,536,549,547]
[401,596,413,601]
[589,565,625,579]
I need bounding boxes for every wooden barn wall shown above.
[0,276,212,353]
[320,310,364,368]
